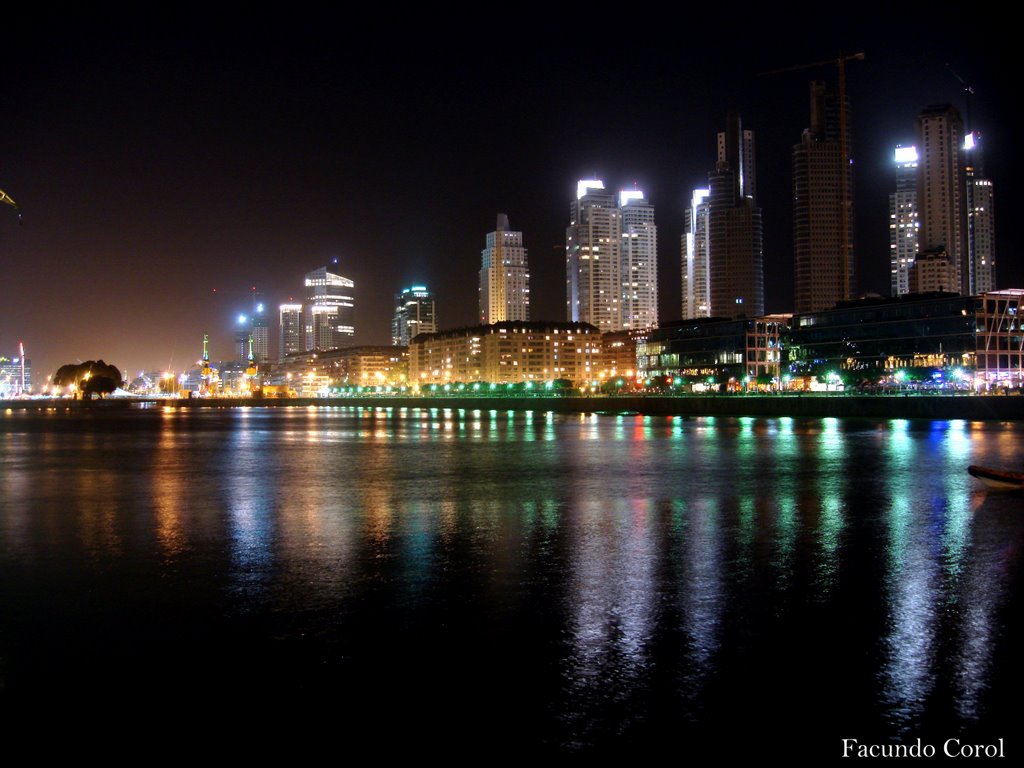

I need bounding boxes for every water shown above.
[1,405,1022,757]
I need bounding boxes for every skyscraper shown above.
[479,214,530,324]
[234,314,250,362]
[304,264,355,351]
[567,180,622,331]
[682,188,711,319]
[707,112,763,318]
[392,286,437,346]
[965,132,996,293]
[250,302,269,363]
[619,190,658,330]
[792,80,855,313]
[278,303,303,361]
[889,145,919,296]
[916,104,967,294]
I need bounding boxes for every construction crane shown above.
[946,64,975,135]
[1,187,20,223]
[759,52,864,303]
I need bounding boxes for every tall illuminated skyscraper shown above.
[619,190,658,330]
[278,303,303,361]
[479,214,530,324]
[567,180,622,331]
[682,188,711,318]
[250,302,269,363]
[392,285,437,346]
[708,112,763,318]
[964,131,996,293]
[916,104,967,293]
[792,80,855,313]
[889,145,919,296]
[304,263,355,351]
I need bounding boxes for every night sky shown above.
[1,10,1017,382]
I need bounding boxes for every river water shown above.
[1,405,1022,757]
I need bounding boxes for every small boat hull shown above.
[968,464,1024,490]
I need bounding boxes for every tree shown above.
[52,360,122,399]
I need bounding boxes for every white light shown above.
[576,179,605,199]
[257,303,264,313]
[237,314,247,324]
[619,190,644,206]
[894,146,918,164]
[964,132,976,150]
[691,188,710,210]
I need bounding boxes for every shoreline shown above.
[4,393,1024,421]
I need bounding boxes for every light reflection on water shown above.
[1,407,1022,751]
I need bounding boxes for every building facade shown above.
[682,188,711,319]
[304,264,355,351]
[411,321,601,386]
[708,112,764,318]
[793,80,855,313]
[889,145,919,296]
[278,303,303,361]
[392,285,437,346]
[251,302,269,363]
[964,132,996,293]
[479,213,530,324]
[638,315,786,384]
[619,190,658,331]
[0,352,30,396]
[567,180,621,331]
[916,105,967,294]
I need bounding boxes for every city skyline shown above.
[1,12,1015,379]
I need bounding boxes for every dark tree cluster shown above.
[52,360,122,398]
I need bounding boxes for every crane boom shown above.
[1,187,19,210]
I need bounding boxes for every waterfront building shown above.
[277,346,409,389]
[619,190,658,330]
[682,188,711,319]
[788,292,978,377]
[889,145,919,296]
[0,352,30,396]
[599,330,642,381]
[567,180,622,331]
[976,290,1024,387]
[638,315,787,385]
[278,303,303,361]
[304,264,355,351]
[392,286,437,346]
[410,321,601,387]
[708,112,764,318]
[916,105,967,294]
[793,80,855,313]
[479,214,530,324]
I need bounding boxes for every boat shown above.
[968,464,1024,490]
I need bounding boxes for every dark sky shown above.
[1,10,1017,382]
